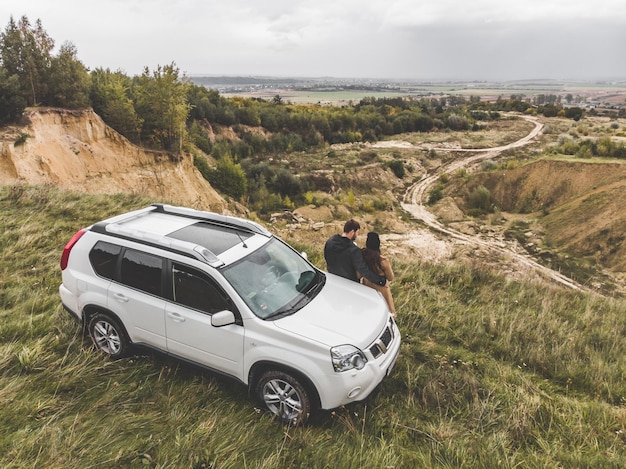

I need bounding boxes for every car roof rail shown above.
[151,204,271,236]
[90,222,225,267]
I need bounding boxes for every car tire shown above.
[88,313,130,359]
[255,370,311,425]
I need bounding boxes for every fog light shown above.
[347,386,362,399]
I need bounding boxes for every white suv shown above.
[60,204,400,424]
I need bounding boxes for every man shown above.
[324,219,386,286]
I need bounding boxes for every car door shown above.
[108,247,167,349]
[164,262,244,379]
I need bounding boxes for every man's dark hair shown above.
[343,219,360,233]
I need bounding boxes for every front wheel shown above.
[255,370,311,425]
[88,313,130,359]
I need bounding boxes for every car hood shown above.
[274,272,390,348]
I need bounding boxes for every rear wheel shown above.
[255,370,311,425]
[88,313,130,359]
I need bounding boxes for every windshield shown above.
[222,238,324,319]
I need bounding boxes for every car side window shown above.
[121,248,163,296]
[89,241,121,280]
[172,263,229,315]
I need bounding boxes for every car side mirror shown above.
[300,251,308,260]
[211,310,236,327]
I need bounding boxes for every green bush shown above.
[387,159,405,178]
[428,184,445,205]
[14,133,30,146]
[206,156,247,199]
[468,185,492,212]
[193,153,211,180]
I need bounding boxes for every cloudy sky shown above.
[2,0,625,81]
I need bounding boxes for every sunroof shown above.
[167,222,253,255]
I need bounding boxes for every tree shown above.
[133,63,190,151]
[48,42,90,108]
[564,106,584,121]
[90,68,143,142]
[0,67,26,123]
[0,16,54,106]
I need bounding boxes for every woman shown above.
[361,232,396,316]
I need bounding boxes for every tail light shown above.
[60,229,86,270]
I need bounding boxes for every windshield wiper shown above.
[264,271,325,320]
[264,290,313,320]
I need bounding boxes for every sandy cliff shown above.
[0,108,226,211]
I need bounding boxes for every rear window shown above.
[89,241,121,280]
[167,222,253,255]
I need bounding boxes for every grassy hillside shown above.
[2,184,626,468]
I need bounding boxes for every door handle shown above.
[113,293,129,303]
[167,312,186,322]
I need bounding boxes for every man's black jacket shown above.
[323,234,386,286]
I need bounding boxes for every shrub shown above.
[446,114,470,131]
[188,121,212,154]
[14,133,30,146]
[469,185,492,212]
[480,160,498,172]
[428,184,445,205]
[193,154,211,180]
[206,156,247,199]
[387,160,405,178]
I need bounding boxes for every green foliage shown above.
[14,132,29,146]
[446,113,470,131]
[555,136,626,159]
[188,120,212,154]
[468,185,492,212]
[480,159,498,171]
[428,183,445,205]
[387,159,405,179]
[205,156,247,200]
[193,153,211,180]
[0,68,26,124]
[0,15,54,106]
[90,68,143,142]
[133,63,190,151]
[347,189,356,207]
[47,42,90,108]
[564,106,584,121]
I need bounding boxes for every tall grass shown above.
[1,184,625,468]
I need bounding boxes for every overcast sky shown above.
[2,0,625,81]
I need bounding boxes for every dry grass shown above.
[1,185,626,468]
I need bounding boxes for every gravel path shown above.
[399,115,586,291]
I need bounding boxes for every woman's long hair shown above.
[362,247,383,274]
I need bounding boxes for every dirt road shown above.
[399,115,585,291]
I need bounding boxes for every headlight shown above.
[331,345,367,372]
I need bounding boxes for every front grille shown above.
[369,321,394,359]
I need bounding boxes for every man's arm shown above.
[350,247,386,286]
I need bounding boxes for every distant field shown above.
[222,89,415,104]
[218,79,626,105]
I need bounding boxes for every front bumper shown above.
[319,317,401,409]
